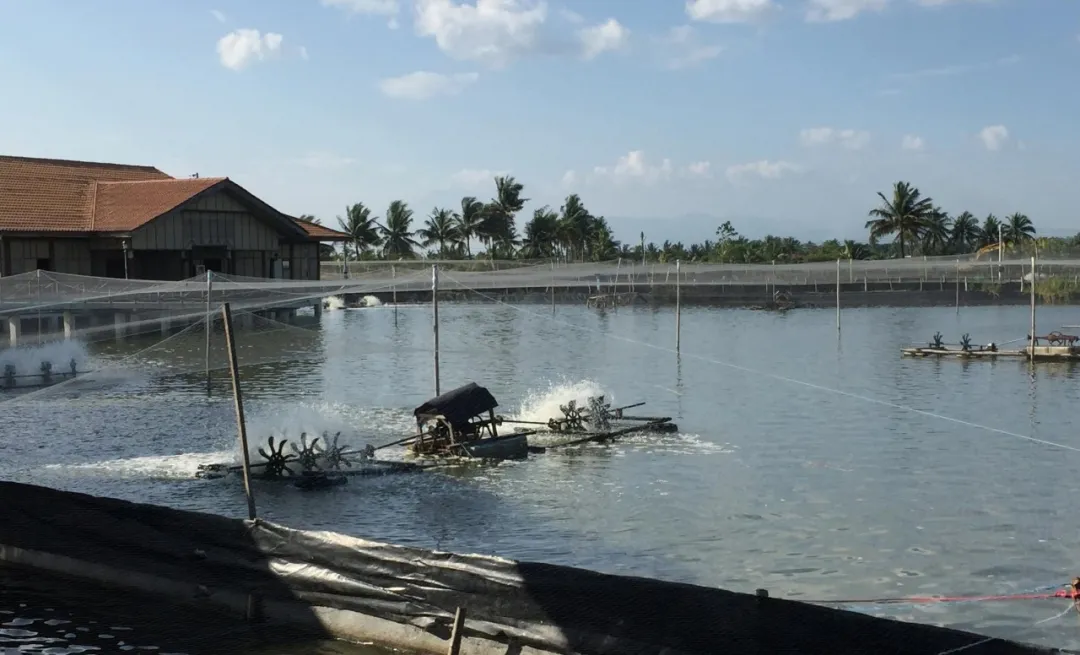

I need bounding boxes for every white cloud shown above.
[593,151,674,185]
[656,25,723,70]
[725,160,800,183]
[684,161,713,178]
[901,134,925,151]
[299,46,310,60]
[806,0,887,22]
[321,0,398,15]
[559,8,585,23]
[297,151,356,169]
[979,124,1009,151]
[799,127,870,150]
[413,0,548,69]
[216,29,284,71]
[211,9,227,23]
[378,71,480,100]
[685,0,777,23]
[913,0,991,6]
[579,18,630,60]
[561,170,578,187]
[451,168,507,188]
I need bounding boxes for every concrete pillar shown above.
[313,301,323,318]
[114,312,127,341]
[8,316,20,347]
[62,311,74,339]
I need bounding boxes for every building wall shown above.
[130,190,280,252]
[5,238,92,275]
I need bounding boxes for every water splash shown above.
[325,295,346,310]
[241,401,408,462]
[42,451,231,479]
[512,379,611,423]
[0,340,91,382]
[360,295,384,307]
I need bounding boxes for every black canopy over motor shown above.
[413,382,498,429]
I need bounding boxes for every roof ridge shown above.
[0,154,165,173]
[95,177,227,186]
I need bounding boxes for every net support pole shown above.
[205,269,213,396]
[955,258,960,315]
[392,264,398,327]
[835,258,841,335]
[675,259,681,354]
[432,264,440,396]
[1029,255,1036,359]
[221,302,257,521]
[550,259,555,315]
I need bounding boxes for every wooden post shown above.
[205,270,213,396]
[1029,255,1036,359]
[392,264,398,327]
[221,302,257,521]
[835,258,841,334]
[432,264,440,396]
[675,260,681,354]
[447,607,466,655]
[550,259,555,315]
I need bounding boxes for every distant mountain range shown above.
[605,213,857,247]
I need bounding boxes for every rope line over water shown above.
[442,273,1080,455]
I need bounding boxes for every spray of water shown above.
[0,340,91,381]
[512,378,612,423]
[241,401,407,463]
[360,295,384,307]
[43,452,231,480]
[325,296,346,310]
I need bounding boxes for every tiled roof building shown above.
[0,155,349,280]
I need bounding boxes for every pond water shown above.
[4,300,1080,651]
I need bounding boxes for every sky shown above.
[0,0,1078,245]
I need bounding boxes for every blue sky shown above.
[0,0,1077,244]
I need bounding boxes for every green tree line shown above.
[300,178,1077,264]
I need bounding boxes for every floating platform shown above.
[902,346,1080,361]
[0,480,1069,655]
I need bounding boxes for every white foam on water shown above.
[242,401,409,461]
[512,378,611,423]
[0,340,92,380]
[325,295,346,310]
[360,295,383,307]
[42,451,231,479]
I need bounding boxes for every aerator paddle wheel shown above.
[258,435,295,479]
[587,395,614,432]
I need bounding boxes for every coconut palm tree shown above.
[418,207,459,257]
[921,208,952,255]
[557,194,592,262]
[379,200,420,259]
[950,211,980,253]
[865,181,934,258]
[337,203,383,262]
[1003,212,1036,245]
[479,176,526,257]
[979,214,1002,249]
[454,196,485,258]
[520,206,560,259]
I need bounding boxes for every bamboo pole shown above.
[1029,255,1036,358]
[447,607,466,655]
[205,269,213,396]
[955,258,960,314]
[550,259,555,315]
[432,264,440,396]
[835,258,841,334]
[221,302,257,521]
[675,260,681,353]
[392,264,398,327]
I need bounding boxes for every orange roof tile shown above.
[291,216,352,241]
[0,155,172,233]
[93,177,225,231]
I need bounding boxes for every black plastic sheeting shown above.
[0,480,1070,655]
[413,382,498,427]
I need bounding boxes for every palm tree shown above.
[337,203,383,262]
[419,207,459,257]
[379,200,420,259]
[921,208,952,255]
[950,211,980,253]
[479,176,527,257]
[558,194,592,262]
[1003,212,1036,246]
[979,214,1002,249]
[454,196,485,258]
[520,206,560,259]
[865,181,934,258]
